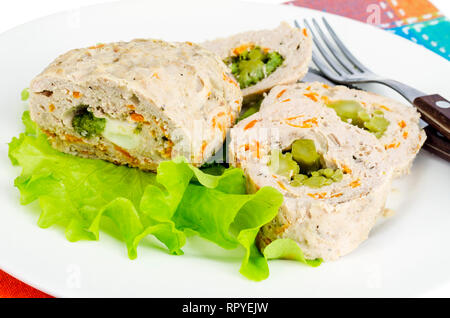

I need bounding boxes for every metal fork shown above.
[295,18,450,143]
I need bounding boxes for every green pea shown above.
[322,168,334,178]
[327,100,364,125]
[290,174,308,187]
[269,149,300,178]
[373,110,384,116]
[364,116,390,139]
[357,110,371,123]
[291,139,322,174]
[331,169,343,182]
[303,176,328,188]
[328,100,390,138]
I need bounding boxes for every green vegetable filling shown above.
[134,123,143,135]
[72,105,106,138]
[327,100,390,138]
[269,139,343,189]
[226,47,284,89]
[237,95,264,122]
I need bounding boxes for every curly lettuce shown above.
[8,111,321,281]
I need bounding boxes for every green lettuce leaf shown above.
[9,111,320,281]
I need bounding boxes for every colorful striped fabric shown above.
[285,0,450,60]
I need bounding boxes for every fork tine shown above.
[322,17,370,72]
[303,19,349,76]
[311,18,355,74]
[311,50,345,82]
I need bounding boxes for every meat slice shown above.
[229,89,394,261]
[29,39,242,171]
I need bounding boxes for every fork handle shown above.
[413,95,450,140]
[423,125,450,162]
[379,79,450,140]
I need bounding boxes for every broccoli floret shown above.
[227,47,284,89]
[265,51,284,75]
[72,106,106,138]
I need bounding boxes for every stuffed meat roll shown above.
[29,39,243,171]
[260,82,426,177]
[201,22,312,99]
[229,90,394,261]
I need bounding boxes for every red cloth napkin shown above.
[0,270,52,298]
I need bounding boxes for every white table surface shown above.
[1,0,449,298]
[1,0,449,34]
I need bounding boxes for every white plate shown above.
[0,0,449,298]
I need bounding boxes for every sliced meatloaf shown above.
[29,39,242,171]
[260,82,426,177]
[201,22,312,99]
[229,92,394,261]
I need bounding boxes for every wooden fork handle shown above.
[414,94,450,140]
[423,126,450,162]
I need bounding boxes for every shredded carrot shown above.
[126,104,135,110]
[305,86,311,91]
[274,223,290,235]
[349,179,361,188]
[254,141,261,159]
[403,131,409,139]
[285,117,318,128]
[380,105,391,111]
[398,120,406,129]
[304,92,319,102]
[285,115,304,121]
[233,43,254,55]
[212,117,225,133]
[41,129,56,138]
[130,113,145,122]
[303,28,308,37]
[244,119,259,130]
[223,73,239,87]
[385,142,401,150]
[308,192,327,199]
[342,164,352,174]
[322,84,329,89]
[88,44,104,49]
[234,100,240,105]
[217,112,226,117]
[64,134,82,142]
[152,73,160,79]
[276,181,287,191]
[48,104,55,112]
[321,95,331,104]
[276,89,287,99]
[114,145,137,162]
[244,144,250,151]
[331,193,343,198]
[201,141,207,156]
[72,91,81,99]
[281,98,291,103]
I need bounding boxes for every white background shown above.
[1,0,449,298]
[0,0,449,34]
